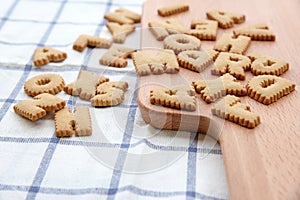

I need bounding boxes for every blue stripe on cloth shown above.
[0,184,225,200]
[186,133,198,200]
[0,0,20,30]
[106,80,138,200]
[25,134,60,200]
[0,136,222,154]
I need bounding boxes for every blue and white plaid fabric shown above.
[0,0,229,199]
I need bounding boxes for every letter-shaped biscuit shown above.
[212,52,251,80]
[212,95,260,128]
[248,52,289,76]
[177,50,214,73]
[24,73,65,97]
[234,23,275,41]
[33,47,67,67]
[148,19,186,41]
[132,49,180,75]
[150,85,196,111]
[106,22,135,43]
[192,73,247,103]
[104,8,141,24]
[91,81,128,107]
[246,75,296,105]
[99,45,136,68]
[214,33,251,54]
[64,70,109,101]
[190,20,218,40]
[13,93,65,121]
[55,106,92,137]
[73,34,112,52]
[163,34,201,55]
[206,10,245,29]
[157,3,189,17]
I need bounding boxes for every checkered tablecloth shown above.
[0,0,229,199]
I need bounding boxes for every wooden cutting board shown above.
[138,0,300,199]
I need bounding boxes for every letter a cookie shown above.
[212,95,260,128]
[33,47,67,67]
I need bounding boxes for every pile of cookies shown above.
[14,2,296,136]
[136,3,295,129]
[14,70,128,137]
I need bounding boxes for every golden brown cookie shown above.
[73,34,112,52]
[148,19,186,41]
[64,70,109,101]
[246,75,296,105]
[106,22,135,43]
[132,49,180,75]
[104,8,141,24]
[212,52,251,80]
[91,81,128,107]
[177,50,214,73]
[214,33,251,54]
[234,23,275,41]
[206,10,245,29]
[190,20,218,40]
[211,95,260,128]
[24,73,65,97]
[99,45,136,68]
[163,33,201,55]
[14,93,65,121]
[150,85,196,111]
[192,73,247,103]
[248,52,289,76]
[33,47,67,67]
[55,106,92,137]
[157,3,189,17]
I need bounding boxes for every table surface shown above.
[0,0,228,200]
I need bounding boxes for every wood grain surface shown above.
[138,0,300,199]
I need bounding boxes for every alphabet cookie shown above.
[150,85,196,111]
[157,3,189,17]
[248,52,289,76]
[206,10,245,29]
[246,75,296,105]
[192,73,247,103]
[132,49,180,75]
[190,20,218,40]
[33,47,67,67]
[163,34,201,55]
[104,8,141,24]
[73,34,112,52]
[55,106,92,137]
[106,22,135,43]
[91,81,128,107]
[212,52,251,80]
[64,70,109,101]
[177,50,214,73]
[148,19,186,41]
[211,95,260,128]
[14,93,65,121]
[24,73,65,97]
[234,23,275,41]
[214,33,251,54]
[99,45,136,68]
